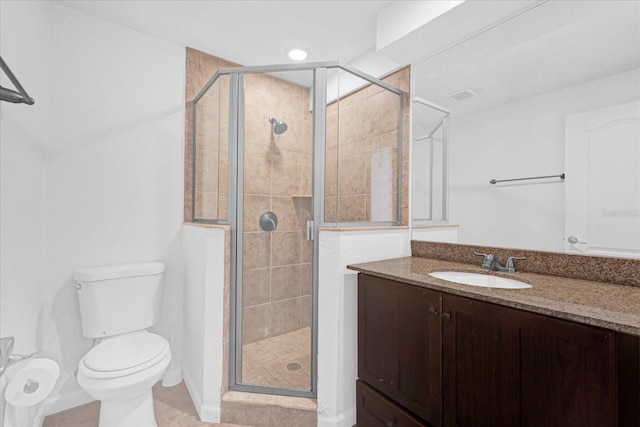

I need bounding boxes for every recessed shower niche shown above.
[186,54,406,398]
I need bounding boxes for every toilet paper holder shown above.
[0,337,41,377]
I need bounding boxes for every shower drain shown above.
[286,362,302,371]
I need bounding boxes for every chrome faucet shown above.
[474,252,525,273]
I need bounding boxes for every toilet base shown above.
[98,390,157,427]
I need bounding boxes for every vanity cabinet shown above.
[442,293,615,427]
[358,274,442,426]
[357,273,630,427]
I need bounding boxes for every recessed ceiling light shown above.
[288,48,308,61]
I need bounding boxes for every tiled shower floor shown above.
[242,327,311,390]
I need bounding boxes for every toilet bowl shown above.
[74,261,170,427]
[77,331,171,426]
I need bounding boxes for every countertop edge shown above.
[348,260,640,337]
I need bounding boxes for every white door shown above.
[564,100,640,258]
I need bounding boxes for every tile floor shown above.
[42,382,247,427]
[43,328,314,426]
[242,327,311,390]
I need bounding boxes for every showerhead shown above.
[268,117,288,135]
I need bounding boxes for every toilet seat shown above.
[79,332,169,380]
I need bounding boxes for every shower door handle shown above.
[306,220,315,241]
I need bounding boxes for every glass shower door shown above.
[236,70,314,394]
[190,61,405,400]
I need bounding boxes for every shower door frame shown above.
[192,61,404,399]
[411,96,450,224]
[230,63,330,399]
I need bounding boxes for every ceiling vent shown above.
[448,88,478,102]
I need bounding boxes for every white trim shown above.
[182,364,221,423]
[318,406,356,427]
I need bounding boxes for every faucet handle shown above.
[474,252,495,269]
[505,256,526,269]
[474,252,493,260]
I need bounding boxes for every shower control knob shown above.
[259,211,278,232]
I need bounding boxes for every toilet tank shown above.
[74,262,165,338]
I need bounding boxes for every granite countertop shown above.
[347,256,640,336]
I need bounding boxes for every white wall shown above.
[450,68,640,252]
[317,228,410,427]
[0,0,50,422]
[181,225,226,423]
[0,0,49,357]
[0,1,186,414]
[42,3,186,411]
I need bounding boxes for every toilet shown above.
[74,262,171,427]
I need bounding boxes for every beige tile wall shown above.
[240,72,313,345]
[325,66,410,225]
[185,48,238,222]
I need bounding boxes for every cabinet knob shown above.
[427,307,438,316]
[385,420,396,427]
[442,312,451,320]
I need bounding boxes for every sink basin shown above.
[429,271,532,289]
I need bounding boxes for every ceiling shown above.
[53,0,640,117]
[413,0,640,117]
[52,1,547,80]
[53,0,395,68]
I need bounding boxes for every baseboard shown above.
[198,404,221,423]
[44,388,94,416]
[318,406,356,427]
[182,365,221,423]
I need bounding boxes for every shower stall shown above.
[189,61,405,398]
[412,96,450,224]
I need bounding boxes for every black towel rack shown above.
[490,173,565,185]
[0,56,35,105]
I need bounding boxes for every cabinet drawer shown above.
[357,380,430,427]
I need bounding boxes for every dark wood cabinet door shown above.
[358,274,399,390]
[396,282,442,425]
[443,294,617,427]
[616,333,640,426]
[517,309,616,427]
[358,274,442,426]
[442,294,520,427]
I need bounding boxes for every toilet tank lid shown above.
[74,262,165,282]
